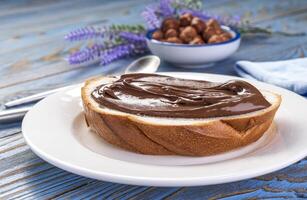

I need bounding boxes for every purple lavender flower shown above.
[159,0,174,17]
[68,44,105,64]
[100,44,134,65]
[119,32,146,43]
[141,5,160,29]
[100,43,149,65]
[65,27,108,41]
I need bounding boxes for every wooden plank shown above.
[0,122,21,138]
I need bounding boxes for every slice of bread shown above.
[81,76,281,156]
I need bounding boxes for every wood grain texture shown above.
[0,0,306,199]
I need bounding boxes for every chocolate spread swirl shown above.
[91,73,271,118]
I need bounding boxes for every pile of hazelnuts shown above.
[151,13,232,45]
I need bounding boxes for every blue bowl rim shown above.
[146,25,241,47]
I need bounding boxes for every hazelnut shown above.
[165,28,178,38]
[179,13,193,26]
[202,27,217,42]
[220,32,232,40]
[189,36,204,45]
[152,29,164,40]
[179,27,185,33]
[179,26,198,43]
[207,35,228,44]
[191,17,206,33]
[216,28,223,35]
[161,18,180,32]
[165,37,182,44]
[206,19,221,30]
[219,35,230,42]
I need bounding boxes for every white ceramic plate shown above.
[22,72,307,187]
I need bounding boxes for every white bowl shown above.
[146,26,241,68]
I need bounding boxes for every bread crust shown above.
[81,76,281,156]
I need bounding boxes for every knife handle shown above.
[4,85,75,108]
[0,106,31,123]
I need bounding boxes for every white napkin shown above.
[234,58,307,95]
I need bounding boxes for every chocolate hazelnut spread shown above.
[91,73,271,118]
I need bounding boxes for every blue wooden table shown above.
[0,0,306,199]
